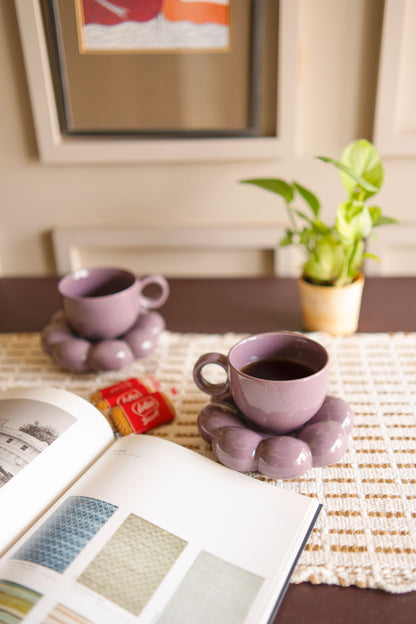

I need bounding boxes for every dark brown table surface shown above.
[1,275,415,334]
[1,275,416,623]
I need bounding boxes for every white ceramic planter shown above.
[298,273,365,336]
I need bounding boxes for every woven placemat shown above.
[0,331,415,593]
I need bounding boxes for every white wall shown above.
[0,0,415,276]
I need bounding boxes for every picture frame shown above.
[14,0,299,163]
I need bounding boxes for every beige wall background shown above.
[1,0,415,277]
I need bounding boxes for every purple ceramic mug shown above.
[193,332,330,434]
[58,267,169,341]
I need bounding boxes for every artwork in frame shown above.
[75,0,231,53]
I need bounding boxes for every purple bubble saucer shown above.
[197,394,353,479]
[41,309,165,372]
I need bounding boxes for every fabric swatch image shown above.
[0,579,42,623]
[42,602,93,624]
[77,513,187,616]
[12,496,118,573]
[156,550,264,624]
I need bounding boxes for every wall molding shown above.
[374,0,416,155]
[52,223,416,278]
[52,226,284,277]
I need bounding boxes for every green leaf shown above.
[369,205,399,227]
[363,252,380,262]
[293,182,320,217]
[240,178,294,203]
[280,229,294,246]
[340,139,383,197]
[302,235,346,284]
[318,156,379,196]
[336,201,373,242]
[299,227,314,248]
[369,205,382,225]
[313,219,331,235]
[374,215,399,226]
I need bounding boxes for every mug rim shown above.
[228,331,329,383]
[58,267,136,300]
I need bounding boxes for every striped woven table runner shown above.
[0,331,415,593]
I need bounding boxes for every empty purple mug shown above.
[193,332,330,434]
[58,267,169,341]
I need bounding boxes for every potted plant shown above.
[241,138,397,335]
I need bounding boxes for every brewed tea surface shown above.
[241,357,316,381]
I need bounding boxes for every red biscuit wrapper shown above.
[111,392,175,434]
[97,386,150,411]
[90,378,150,405]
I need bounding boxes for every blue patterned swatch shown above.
[13,496,117,573]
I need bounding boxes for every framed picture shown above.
[14,0,299,162]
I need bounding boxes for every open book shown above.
[0,386,321,624]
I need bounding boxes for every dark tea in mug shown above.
[241,357,316,381]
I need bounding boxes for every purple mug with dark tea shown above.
[193,331,329,434]
[59,267,169,341]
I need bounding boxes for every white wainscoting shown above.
[52,226,284,277]
[52,224,416,278]
[366,224,416,276]
[374,0,416,155]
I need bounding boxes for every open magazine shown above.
[0,386,321,624]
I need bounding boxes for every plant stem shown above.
[335,241,357,286]
[286,203,299,236]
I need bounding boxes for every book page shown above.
[0,386,114,557]
[0,435,320,624]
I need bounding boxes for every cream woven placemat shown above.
[0,331,415,593]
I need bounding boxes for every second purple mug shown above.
[193,331,329,434]
[58,267,169,341]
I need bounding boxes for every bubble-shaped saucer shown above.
[41,309,165,372]
[197,394,353,479]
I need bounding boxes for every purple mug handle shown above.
[193,352,229,397]
[139,275,169,310]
